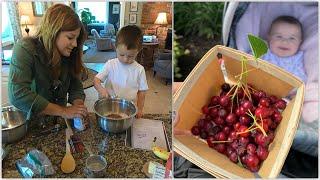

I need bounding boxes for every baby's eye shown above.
[276,35,283,39]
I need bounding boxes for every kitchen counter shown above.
[2,113,171,178]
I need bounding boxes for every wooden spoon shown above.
[61,120,76,173]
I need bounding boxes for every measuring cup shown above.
[83,142,107,178]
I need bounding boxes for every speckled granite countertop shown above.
[2,113,171,178]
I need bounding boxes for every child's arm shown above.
[93,77,109,98]
[136,90,147,118]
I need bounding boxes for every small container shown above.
[84,155,107,178]
[73,117,88,131]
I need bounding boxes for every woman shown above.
[9,4,88,120]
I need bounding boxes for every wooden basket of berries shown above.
[173,44,305,178]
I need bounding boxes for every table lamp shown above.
[21,15,31,36]
[154,12,168,37]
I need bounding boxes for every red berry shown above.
[207,136,216,148]
[236,106,246,116]
[239,115,251,125]
[222,126,231,135]
[228,131,238,141]
[259,97,270,107]
[191,126,200,135]
[209,107,219,117]
[239,136,250,146]
[255,133,270,147]
[255,107,272,118]
[197,118,206,128]
[203,120,213,132]
[257,91,266,99]
[210,96,220,105]
[214,117,224,125]
[214,143,226,154]
[247,143,257,154]
[233,122,241,131]
[246,154,260,168]
[273,111,283,124]
[241,100,254,112]
[269,95,278,104]
[218,108,228,119]
[202,105,209,114]
[267,131,275,143]
[237,89,245,99]
[219,96,230,107]
[215,132,227,141]
[226,113,237,125]
[200,130,208,139]
[275,99,286,110]
[238,125,249,137]
[256,146,269,160]
[247,164,260,172]
[229,152,238,163]
[221,83,231,92]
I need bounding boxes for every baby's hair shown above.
[269,15,303,39]
[116,25,143,50]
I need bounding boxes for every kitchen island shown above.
[2,113,171,178]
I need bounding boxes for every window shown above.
[1,2,14,45]
[77,2,107,23]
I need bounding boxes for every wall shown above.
[18,2,40,37]
[140,2,172,49]
[124,2,143,26]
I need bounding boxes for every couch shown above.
[91,29,115,51]
[153,51,172,85]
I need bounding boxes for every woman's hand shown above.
[62,104,88,119]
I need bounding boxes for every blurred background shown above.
[173,2,224,82]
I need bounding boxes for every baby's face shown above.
[116,44,139,64]
[268,22,302,57]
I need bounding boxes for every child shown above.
[93,25,148,118]
[263,15,307,83]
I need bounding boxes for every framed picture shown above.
[130,2,138,12]
[129,14,137,24]
[32,2,45,16]
[112,4,120,14]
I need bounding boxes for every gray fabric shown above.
[226,2,250,49]
[292,119,318,156]
[174,155,214,178]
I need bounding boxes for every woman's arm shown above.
[9,42,50,120]
[40,102,87,119]
[136,90,146,118]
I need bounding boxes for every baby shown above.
[263,15,307,83]
[93,25,148,118]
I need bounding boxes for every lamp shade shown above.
[154,12,168,25]
[20,15,31,25]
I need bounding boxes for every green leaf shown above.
[248,34,268,59]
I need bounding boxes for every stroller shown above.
[222,2,318,177]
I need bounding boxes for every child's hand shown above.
[136,110,143,119]
[98,88,109,98]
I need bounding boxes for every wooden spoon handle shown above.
[65,129,71,153]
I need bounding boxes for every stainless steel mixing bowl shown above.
[2,106,28,144]
[93,98,137,133]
